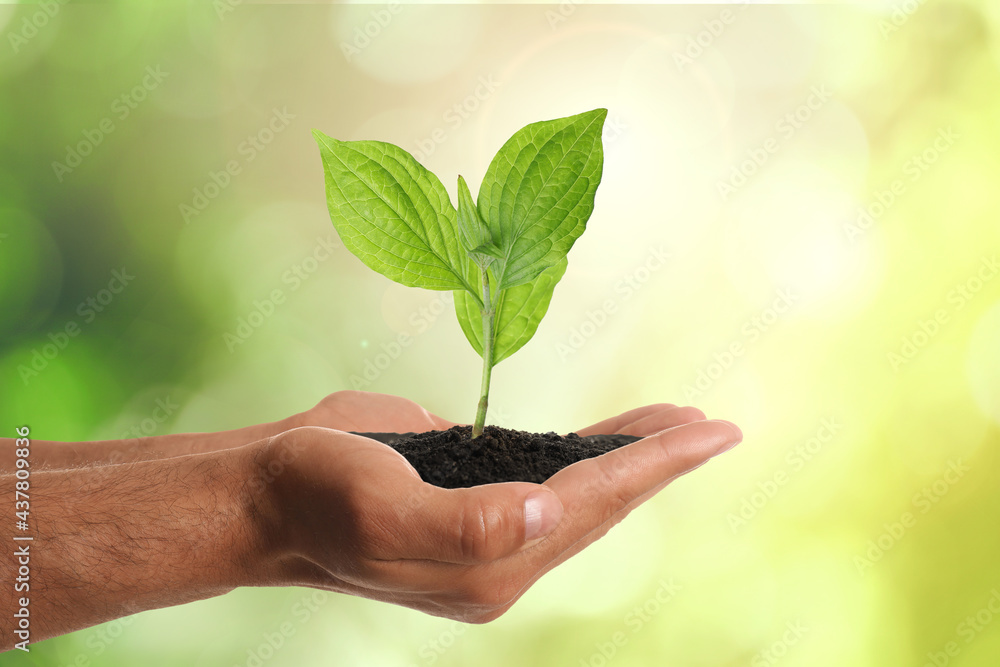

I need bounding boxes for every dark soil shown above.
[356,425,641,489]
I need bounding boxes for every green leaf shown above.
[478,109,606,290]
[456,176,492,253]
[457,175,503,271]
[454,258,568,365]
[313,130,477,294]
[469,243,505,260]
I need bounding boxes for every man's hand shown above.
[300,391,456,434]
[0,396,741,650]
[1,391,448,473]
[6,389,663,473]
[255,403,741,623]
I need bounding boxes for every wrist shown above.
[213,411,306,452]
[226,437,291,588]
[240,427,337,589]
[158,443,284,594]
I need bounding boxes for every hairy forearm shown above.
[0,439,277,650]
[0,415,302,474]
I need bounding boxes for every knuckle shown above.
[457,498,509,562]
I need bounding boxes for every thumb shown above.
[395,481,563,565]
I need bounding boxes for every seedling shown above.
[314,109,606,437]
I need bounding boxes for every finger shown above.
[544,420,741,545]
[575,403,677,437]
[512,421,742,584]
[373,420,737,568]
[338,422,739,618]
[613,405,707,437]
[364,421,740,618]
[320,391,456,432]
[532,459,714,578]
[375,479,564,565]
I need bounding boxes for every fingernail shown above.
[524,490,563,541]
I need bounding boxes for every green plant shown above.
[314,108,607,437]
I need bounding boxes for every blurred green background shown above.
[2,0,999,665]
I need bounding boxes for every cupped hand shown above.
[257,402,741,623]
[298,390,456,434]
[301,391,704,438]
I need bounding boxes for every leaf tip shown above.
[589,108,609,125]
[312,128,340,147]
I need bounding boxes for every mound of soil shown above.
[357,425,641,489]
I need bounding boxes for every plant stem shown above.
[472,266,494,438]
